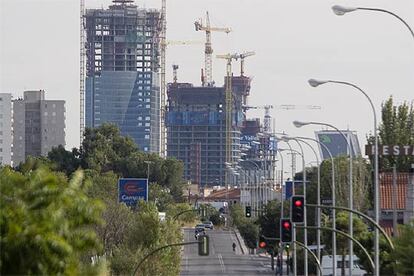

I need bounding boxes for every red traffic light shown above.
[283,221,291,229]
[259,241,267,248]
[294,200,302,207]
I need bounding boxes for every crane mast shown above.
[237,51,255,76]
[195,12,231,87]
[217,53,238,187]
[80,0,85,145]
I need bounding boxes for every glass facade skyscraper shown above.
[85,1,160,153]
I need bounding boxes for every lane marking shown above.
[218,254,225,273]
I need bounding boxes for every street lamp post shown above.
[295,135,337,276]
[326,8,413,274]
[331,5,414,40]
[308,78,379,275]
[281,136,309,276]
[241,159,262,216]
[144,161,152,182]
[297,138,322,276]
[277,139,302,276]
[294,119,354,276]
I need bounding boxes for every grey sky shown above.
[1,0,413,165]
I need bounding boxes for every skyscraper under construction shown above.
[166,76,251,186]
[84,0,161,153]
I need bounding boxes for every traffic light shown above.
[258,236,267,249]
[245,206,252,218]
[291,195,305,223]
[280,218,292,243]
[198,234,209,256]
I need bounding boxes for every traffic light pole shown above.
[305,204,394,249]
[172,208,199,221]
[293,240,322,276]
[295,225,375,273]
[132,240,204,275]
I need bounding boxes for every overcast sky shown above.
[1,0,413,166]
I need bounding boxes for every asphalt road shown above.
[180,228,275,276]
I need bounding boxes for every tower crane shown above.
[237,51,255,76]
[243,104,322,134]
[195,12,231,87]
[216,53,238,186]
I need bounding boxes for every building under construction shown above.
[84,0,161,153]
[166,76,251,186]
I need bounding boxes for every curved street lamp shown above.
[307,78,380,276]
[295,135,337,276]
[294,119,354,276]
[280,136,309,276]
[332,5,414,40]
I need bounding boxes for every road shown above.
[180,228,275,276]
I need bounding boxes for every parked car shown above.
[203,221,214,230]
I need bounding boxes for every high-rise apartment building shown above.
[84,0,161,153]
[12,90,65,165]
[0,93,12,165]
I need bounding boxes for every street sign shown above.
[118,178,148,206]
[285,180,308,200]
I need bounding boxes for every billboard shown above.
[315,130,361,160]
[118,178,148,206]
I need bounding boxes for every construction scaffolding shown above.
[166,74,250,186]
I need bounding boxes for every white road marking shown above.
[218,254,225,273]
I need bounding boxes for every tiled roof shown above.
[205,188,240,200]
[380,172,409,210]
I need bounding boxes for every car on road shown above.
[194,224,206,239]
[202,221,214,230]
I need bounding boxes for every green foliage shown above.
[393,221,414,275]
[322,212,370,276]
[166,203,197,223]
[108,201,182,276]
[80,123,138,172]
[302,156,372,214]
[230,204,258,249]
[81,124,186,201]
[238,222,259,249]
[370,96,414,171]
[0,166,103,275]
[209,212,225,227]
[355,231,394,275]
[48,145,81,176]
[150,183,174,211]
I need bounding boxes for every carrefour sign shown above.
[118,178,148,206]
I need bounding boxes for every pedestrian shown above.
[232,242,236,252]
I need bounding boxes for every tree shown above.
[322,211,369,276]
[80,124,186,201]
[0,166,104,275]
[80,123,138,172]
[392,220,414,275]
[230,204,258,249]
[355,231,394,275]
[370,96,414,171]
[48,145,81,176]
